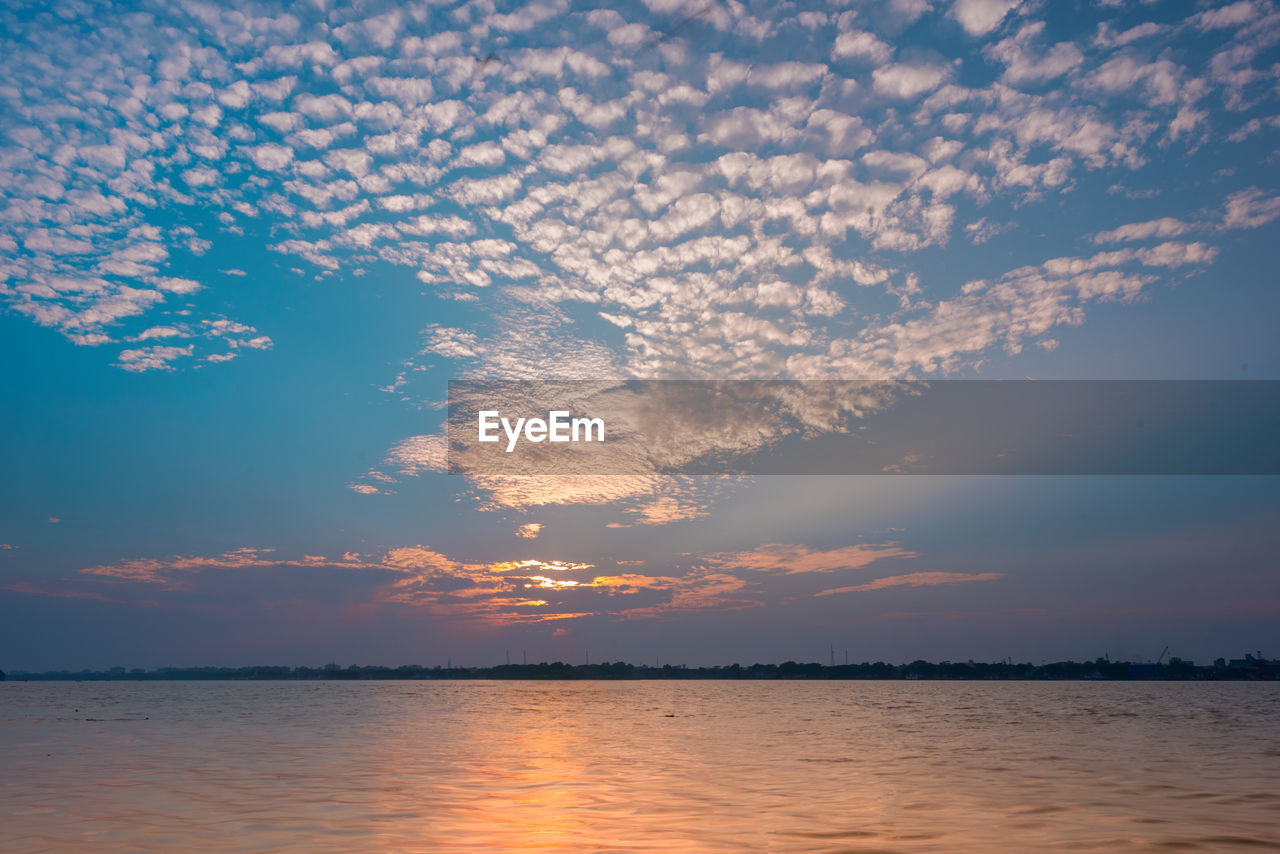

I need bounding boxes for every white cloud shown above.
[987,23,1083,84]
[951,0,1021,36]
[247,143,294,171]
[873,63,951,98]
[218,80,252,109]
[181,167,220,187]
[1189,2,1258,31]
[259,111,302,132]
[1223,188,1280,230]
[152,277,202,294]
[116,344,194,372]
[832,30,893,64]
[1093,218,1189,243]
[130,326,188,342]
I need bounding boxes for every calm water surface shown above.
[2,681,1277,852]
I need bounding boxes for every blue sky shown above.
[1,0,1278,670]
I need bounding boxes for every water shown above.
[2,681,1277,852]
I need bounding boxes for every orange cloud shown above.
[67,540,964,627]
[627,495,709,525]
[614,570,760,620]
[381,546,458,572]
[502,611,598,623]
[815,572,1001,597]
[704,542,916,574]
[474,475,662,511]
[526,576,582,589]
[79,547,381,586]
[3,581,126,603]
[489,559,594,573]
[386,433,447,475]
[582,573,680,592]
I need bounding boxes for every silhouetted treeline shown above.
[3,656,1276,681]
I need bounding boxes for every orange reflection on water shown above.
[3,681,1279,852]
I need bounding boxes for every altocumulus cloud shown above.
[4,0,1280,531]
[2,0,1278,382]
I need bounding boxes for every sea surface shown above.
[1,681,1277,852]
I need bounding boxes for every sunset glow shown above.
[0,0,1276,671]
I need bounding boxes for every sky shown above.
[1,0,1278,671]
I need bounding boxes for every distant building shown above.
[1226,653,1277,677]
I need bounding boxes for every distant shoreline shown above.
[4,657,1276,682]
